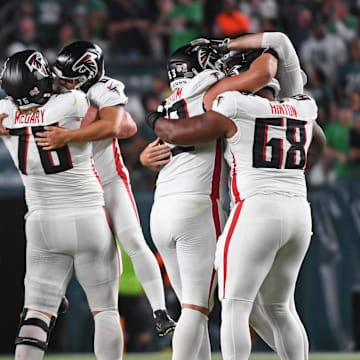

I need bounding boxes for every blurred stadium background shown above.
[1,0,360,358]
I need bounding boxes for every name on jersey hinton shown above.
[15,110,45,125]
[269,103,297,117]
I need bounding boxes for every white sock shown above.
[94,310,123,360]
[15,310,51,360]
[130,249,166,311]
[221,299,253,360]
[197,319,211,360]
[172,308,207,360]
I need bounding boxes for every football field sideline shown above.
[0,353,359,360]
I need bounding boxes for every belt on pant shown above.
[171,146,195,157]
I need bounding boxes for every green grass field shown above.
[1,353,359,360]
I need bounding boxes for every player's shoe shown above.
[154,309,176,336]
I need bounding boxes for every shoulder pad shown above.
[183,69,225,98]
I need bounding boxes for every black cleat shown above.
[154,309,176,336]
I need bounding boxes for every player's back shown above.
[155,69,228,200]
[0,90,104,211]
[213,92,317,201]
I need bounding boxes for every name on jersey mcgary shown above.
[15,109,45,125]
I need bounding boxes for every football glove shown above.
[190,38,230,54]
[146,110,164,129]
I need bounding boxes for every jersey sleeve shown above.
[87,78,128,109]
[0,99,15,129]
[212,91,238,120]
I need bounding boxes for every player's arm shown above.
[36,105,137,150]
[309,121,326,154]
[147,110,236,145]
[203,52,278,110]
[0,114,9,136]
[139,138,171,172]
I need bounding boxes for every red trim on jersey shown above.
[112,139,139,222]
[231,151,241,204]
[208,139,223,307]
[182,99,189,117]
[223,200,244,298]
[91,156,103,189]
[279,118,284,169]
[263,124,268,161]
[23,127,30,175]
[303,121,308,170]
[293,127,297,165]
[66,146,73,169]
[48,151,55,166]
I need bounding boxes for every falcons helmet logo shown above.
[25,52,50,77]
[197,48,217,70]
[72,52,98,78]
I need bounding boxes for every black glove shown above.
[146,110,164,129]
[190,38,230,54]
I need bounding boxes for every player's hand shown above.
[190,38,230,53]
[140,138,171,171]
[0,113,9,136]
[35,126,69,150]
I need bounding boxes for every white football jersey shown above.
[87,76,129,186]
[155,69,228,200]
[212,92,317,201]
[0,90,104,211]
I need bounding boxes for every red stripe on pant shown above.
[112,139,139,223]
[223,200,244,298]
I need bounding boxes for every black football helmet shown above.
[167,43,222,91]
[53,41,104,92]
[0,50,53,110]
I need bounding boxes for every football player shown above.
[0,50,124,360]
[35,41,176,335]
[140,43,279,360]
[146,52,326,359]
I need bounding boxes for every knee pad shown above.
[15,308,56,351]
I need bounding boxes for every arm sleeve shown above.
[262,32,304,97]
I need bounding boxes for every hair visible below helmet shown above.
[53,40,104,92]
[167,44,222,91]
[0,50,53,110]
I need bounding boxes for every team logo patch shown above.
[25,52,50,77]
[29,86,40,97]
[72,52,98,77]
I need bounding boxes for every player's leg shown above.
[15,210,75,360]
[73,206,123,360]
[216,198,282,360]
[158,196,218,360]
[255,197,312,360]
[104,180,174,334]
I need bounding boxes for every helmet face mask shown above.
[167,44,223,91]
[53,41,104,92]
[0,50,53,110]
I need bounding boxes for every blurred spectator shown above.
[6,15,40,57]
[291,8,313,49]
[300,21,347,86]
[213,0,250,38]
[322,0,358,42]
[323,101,353,179]
[107,0,150,58]
[338,39,360,98]
[86,0,108,43]
[168,0,203,53]
[349,113,360,177]
[149,0,173,58]
[32,0,67,47]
